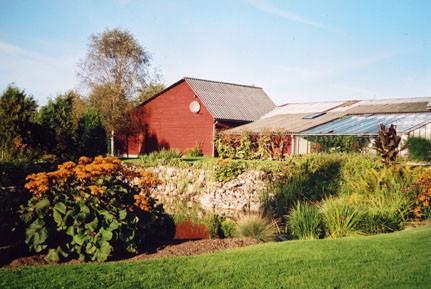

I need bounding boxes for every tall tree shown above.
[78,28,151,155]
[38,92,77,159]
[75,110,108,157]
[137,82,165,103]
[0,86,37,160]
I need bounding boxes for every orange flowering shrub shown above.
[414,170,431,220]
[20,156,174,262]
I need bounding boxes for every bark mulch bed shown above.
[4,238,258,268]
[132,238,258,260]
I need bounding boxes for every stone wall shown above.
[148,166,269,217]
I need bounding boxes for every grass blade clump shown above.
[287,202,323,240]
[321,197,363,238]
[237,215,274,242]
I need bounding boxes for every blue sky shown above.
[0,0,430,105]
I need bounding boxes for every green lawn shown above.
[1,225,430,289]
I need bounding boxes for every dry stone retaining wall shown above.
[148,166,269,217]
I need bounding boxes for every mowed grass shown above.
[1,226,430,289]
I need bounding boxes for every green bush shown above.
[263,154,344,216]
[214,159,246,182]
[362,209,403,234]
[362,188,411,234]
[306,135,370,153]
[20,156,174,262]
[75,111,107,157]
[139,149,182,166]
[203,214,225,239]
[214,130,291,160]
[287,202,323,240]
[0,160,57,246]
[184,144,203,158]
[221,218,238,238]
[406,137,431,162]
[320,197,363,238]
[237,215,274,242]
[261,153,421,218]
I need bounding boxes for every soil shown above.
[4,238,258,268]
[132,238,258,260]
[7,255,48,268]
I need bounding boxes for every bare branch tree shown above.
[78,28,152,155]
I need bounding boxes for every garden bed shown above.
[132,238,257,260]
[4,238,257,268]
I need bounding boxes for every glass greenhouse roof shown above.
[301,113,431,136]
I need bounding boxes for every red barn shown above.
[117,77,275,156]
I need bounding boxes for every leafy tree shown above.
[37,92,77,159]
[75,111,107,157]
[0,86,38,160]
[79,28,153,155]
[137,82,165,103]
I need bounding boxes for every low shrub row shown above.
[214,131,292,160]
[287,197,408,240]
[287,167,431,240]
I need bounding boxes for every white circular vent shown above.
[189,100,201,113]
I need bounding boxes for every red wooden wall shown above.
[117,81,215,156]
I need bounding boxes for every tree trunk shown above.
[110,130,115,156]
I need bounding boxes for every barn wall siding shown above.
[118,81,215,156]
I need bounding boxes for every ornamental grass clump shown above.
[237,215,274,242]
[287,202,323,240]
[320,197,363,238]
[20,156,174,262]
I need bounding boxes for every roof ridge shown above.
[184,76,262,89]
[278,100,358,107]
[359,96,431,102]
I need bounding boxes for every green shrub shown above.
[237,215,274,242]
[320,197,363,238]
[20,156,174,262]
[406,137,431,162]
[306,135,370,153]
[203,214,225,239]
[221,218,238,238]
[139,149,182,166]
[364,188,412,233]
[0,160,57,246]
[287,202,323,240]
[75,111,107,157]
[236,131,254,159]
[184,144,203,158]
[214,159,246,182]
[263,154,344,216]
[362,209,403,234]
[214,130,291,160]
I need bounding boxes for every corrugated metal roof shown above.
[346,102,431,114]
[301,113,431,136]
[225,112,346,134]
[262,101,357,118]
[185,77,275,121]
